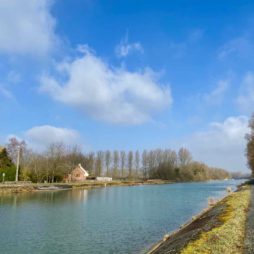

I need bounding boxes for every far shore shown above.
[0,179,173,194]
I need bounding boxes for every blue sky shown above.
[1,0,254,172]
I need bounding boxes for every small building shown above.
[96,177,112,182]
[65,164,89,182]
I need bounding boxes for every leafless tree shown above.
[120,151,126,178]
[134,150,140,177]
[113,150,119,177]
[246,113,254,176]
[45,142,67,182]
[105,150,112,176]
[87,152,95,176]
[95,151,104,176]
[142,150,148,179]
[128,151,133,178]
[178,147,192,168]
[6,137,27,165]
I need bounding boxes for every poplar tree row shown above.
[1,137,230,182]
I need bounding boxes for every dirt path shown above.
[244,183,254,254]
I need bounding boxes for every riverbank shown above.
[244,180,254,254]
[0,179,172,194]
[148,184,251,254]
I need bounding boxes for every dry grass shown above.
[181,186,251,254]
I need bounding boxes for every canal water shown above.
[0,180,244,254]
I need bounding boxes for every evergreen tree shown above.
[0,147,16,181]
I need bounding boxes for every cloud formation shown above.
[24,125,80,151]
[40,48,172,124]
[115,34,143,57]
[183,116,249,172]
[203,79,230,105]
[0,0,57,55]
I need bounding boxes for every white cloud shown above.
[40,48,172,124]
[115,34,143,57]
[0,0,57,55]
[183,116,249,172]
[237,72,254,113]
[218,37,252,60]
[203,79,230,105]
[24,125,80,151]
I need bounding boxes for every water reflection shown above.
[0,180,245,254]
[0,189,89,207]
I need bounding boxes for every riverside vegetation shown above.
[181,185,250,254]
[0,137,230,183]
[150,184,251,254]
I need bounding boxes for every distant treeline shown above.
[0,137,230,183]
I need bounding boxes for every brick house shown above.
[65,164,89,182]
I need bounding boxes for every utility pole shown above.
[15,146,20,182]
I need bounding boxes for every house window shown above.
[76,174,80,177]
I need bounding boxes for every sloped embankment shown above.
[244,183,254,254]
[149,185,250,254]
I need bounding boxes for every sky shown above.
[0,0,254,172]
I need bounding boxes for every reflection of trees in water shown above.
[0,189,89,207]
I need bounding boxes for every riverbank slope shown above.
[149,184,251,254]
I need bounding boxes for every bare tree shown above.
[128,151,133,178]
[6,137,27,165]
[25,152,48,182]
[46,142,67,183]
[87,152,95,176]
[134,150,140,177]
[95,151,104,176]
[246,113,254,176]
[65,145,85,172]
[105,150,112,176]
[113,150,119,178]
[120,151,126,178]
[142,150,148,179]
[148,150,156,177]
[178,147,192,168]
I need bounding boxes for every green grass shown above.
[181,186,251,254]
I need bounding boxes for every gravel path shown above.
[244,183,254,254]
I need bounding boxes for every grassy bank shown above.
[0,179,172,194]
[181,186,250,254]
[150,185,251,254]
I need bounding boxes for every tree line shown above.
[0,137,230,183]
[246,113,254,177]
